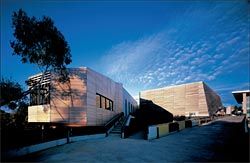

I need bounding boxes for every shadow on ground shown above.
[8,116,250,162]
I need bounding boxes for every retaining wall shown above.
[147,120,198,140]
[5,134,106,159]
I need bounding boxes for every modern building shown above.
[140,81,222,117]
[226,106,235,115]
[28,67,137,126]
[232,90,250,118]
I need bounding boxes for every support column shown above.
[242,93,247,114]
[67,127,71,143]
[41,124,44,142]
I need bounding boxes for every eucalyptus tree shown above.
[0,78,23,107]
[10,9,72,99]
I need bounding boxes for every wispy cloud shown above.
[98,1,249,104]
[101,32,165,75]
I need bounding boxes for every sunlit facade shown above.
[28,67,137,126]
[140,81,222,117]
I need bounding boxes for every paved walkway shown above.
[17,116,249,162]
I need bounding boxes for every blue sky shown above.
[1,0,249,106]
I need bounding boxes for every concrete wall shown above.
[147,118,213,140]
[5,134,106,159]
[140,81,222,116]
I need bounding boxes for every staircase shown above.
[109,116,126,135]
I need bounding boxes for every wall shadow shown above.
[50,69,87,125]
[126,98,173,139]
[135,98,173,127]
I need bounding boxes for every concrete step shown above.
[110,131,121,134]
[109,133,121,136]
[113,127,122,129]
[109,116,126,135]
[114,127,122,129]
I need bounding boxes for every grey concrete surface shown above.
[15,116,249,162]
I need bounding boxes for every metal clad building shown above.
[140,81,222,116]
[28,67,137,126]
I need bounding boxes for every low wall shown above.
[147,116,240,140]
[147,120,192,140]
[5,134,106,159]
[191,119,200,126]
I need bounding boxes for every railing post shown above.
[41,124,44,142]
[67,127,71,143]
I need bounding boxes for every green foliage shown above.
[0,110,15,128]
[0,78,28,128]
[10,9,72,82]
[0,78,23,107]
[14,102,28,127]
[0,102,28,129]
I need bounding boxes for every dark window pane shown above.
[96,93,113,111]
[128,102,130,113]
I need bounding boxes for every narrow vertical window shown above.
[125,100,127,115]
[110,101,113,111]
[106,98,110,110]
[101,96,105,109]
[128,102,130,113]
[96,94,101,108]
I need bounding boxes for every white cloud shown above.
[101,32,166,75]
[96,1,249,101]
[226,36,240,45]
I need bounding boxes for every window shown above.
[30,83,50,105]
[96,94,100,108]
[96,93,113,111]
[125,99,127,115]
[28,72,51,106]
[128,102,130,113]
[110,100,114,111]
[109,101,113,111]
[101,96,105,109]
[106,98,110,110]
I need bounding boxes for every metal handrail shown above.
[122,115,129,127]
[104,112,124,131]
[121,115,131,134]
